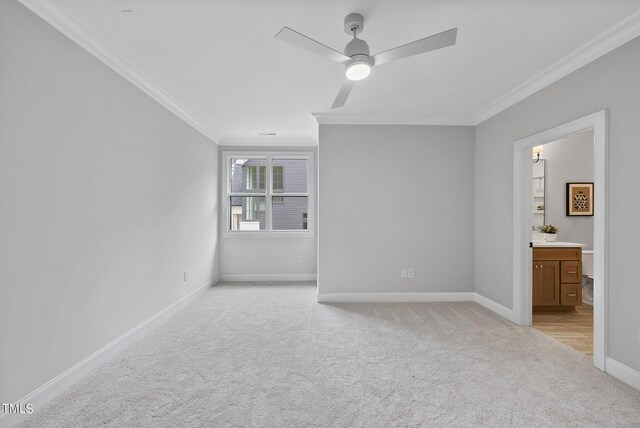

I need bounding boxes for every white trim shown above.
[316,292,516,322]
[0,276,219,428]
[513,132,531,328]
[312,113,475,126]
[221,231,315,239]
[605,358,640,391]
[220,137,318,146]
[592,112,608,372]
[473,293,515,323]
[474,10,640,124]
[17,0,217,143]
[317,292,474,303]
[316,142,322,301]
[220,273,317,282]
[512,110,607,371]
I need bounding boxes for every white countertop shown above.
[531,240,585,248]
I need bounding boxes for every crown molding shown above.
[17,0,218,143]
[312,113,475,126]
[474,8,640,124]
[219,136,318,146]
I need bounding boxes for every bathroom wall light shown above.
[532,145,544,163]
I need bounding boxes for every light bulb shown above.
[346,61,371,81]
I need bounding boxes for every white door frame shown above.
[512,110,607,371]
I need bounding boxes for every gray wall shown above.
[0,1,219,403]
[219,146,317,278]
[475,36,640,372]
[318,125,475,295]
[540,130,594,248]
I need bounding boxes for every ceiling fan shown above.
[275,13,457,109]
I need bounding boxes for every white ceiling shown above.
[48,0,640,144]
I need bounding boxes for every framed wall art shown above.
[566,182,594,216]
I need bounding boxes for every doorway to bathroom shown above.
[529,129,594,355]
[512,110,607,371]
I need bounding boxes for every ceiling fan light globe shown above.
[346,61,371,81]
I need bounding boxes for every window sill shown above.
[223,230,314,239]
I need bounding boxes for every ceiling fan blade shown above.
[275,27,350,63]
[372,28,457,66]
[331,79,355,109]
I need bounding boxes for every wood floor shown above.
[533,304,593,355]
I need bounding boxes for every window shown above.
[226,153,312,234]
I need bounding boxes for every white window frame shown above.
[223,151,314,238]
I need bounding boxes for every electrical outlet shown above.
[296,256,302,264]
[408,268,414,278]
[401,269,408,278]
[183,271,188,282]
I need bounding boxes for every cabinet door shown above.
[533,261,560,306]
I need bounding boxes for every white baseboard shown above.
[317,292,475,303]
[606,357,640,391]
[219,273,317,282]
[315,291,516,322]
[0,276,219,428]
[473,293,516,323]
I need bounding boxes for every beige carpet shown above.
[19,283,640,427]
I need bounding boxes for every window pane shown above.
[272,196,308,230]
[272,159,307,193]
[273,166,284,192]
[230,158,266,193]
[229,196,266,230]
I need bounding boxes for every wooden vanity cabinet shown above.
[533,247,582,311]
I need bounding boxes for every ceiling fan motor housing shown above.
[344,37,372,68]
[345,37,369,57]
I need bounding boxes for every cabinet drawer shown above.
[561,261,582,283]
[533,247,582,261]
[561,283,582,306]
